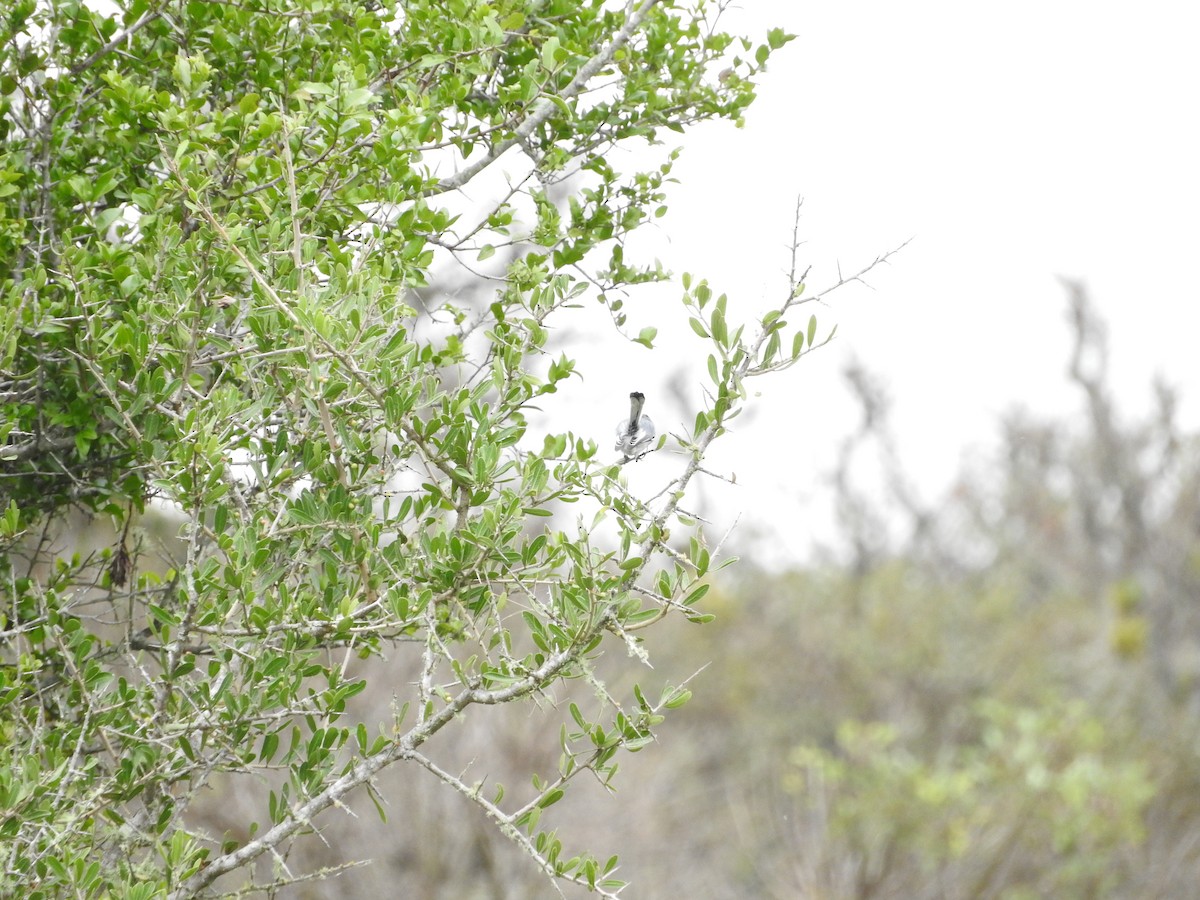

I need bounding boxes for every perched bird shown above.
[614,391,656,462]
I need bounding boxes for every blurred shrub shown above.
[784,699,1154,899]
[604,285,1200,898]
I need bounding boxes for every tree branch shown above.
[168,634,595,897]
[69,8,165,76]
[0,431,77,462]
[424,0,662,198]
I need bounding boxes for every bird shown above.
[614,391,656,462]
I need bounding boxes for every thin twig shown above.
[70,8,165,76]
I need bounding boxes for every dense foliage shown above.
[0,1,812,896]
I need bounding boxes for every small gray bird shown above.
[614,391,656,462]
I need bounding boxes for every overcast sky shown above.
[549,1,1200,563]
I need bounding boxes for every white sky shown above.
[546,1,1200,563]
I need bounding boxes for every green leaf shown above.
[570,703,587,730]
[173,52,192,90]
[767,28,796,50]
[791,330,805,359]
[93,170,119,198]
[764,332,781,365]
[260,732,279,763]
[689,317,709,339]
[538,788,565,808]
[95,206,124,234]
[344,87,375,109]
[710,308,727,346]
[665,688,692,709]
[67,175,92,201]
[541,36,563,70]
